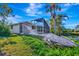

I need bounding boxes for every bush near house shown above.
[0,23,11,36]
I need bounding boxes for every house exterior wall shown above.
[21,23,37,34]
[10,19,50,34]
[10,23,37,34]
[22,23,32,34]
[11,24,20,34]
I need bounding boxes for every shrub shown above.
[0,23,11,36]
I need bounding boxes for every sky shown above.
[5,3,79,29]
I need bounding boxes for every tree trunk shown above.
[50,11,56,34]
[53,18,56,34]
[53,9,56,34]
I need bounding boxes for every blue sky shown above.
[7,3,79,29]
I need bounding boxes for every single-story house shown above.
[10,18,50,34]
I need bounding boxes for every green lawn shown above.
[0,34,79,56]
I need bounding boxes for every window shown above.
[32,26,36,29]
[20,24,22,33]
[11,25,13,29]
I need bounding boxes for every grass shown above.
[0,34,79,56]
[1,44,32,56]
[0,35,32,56]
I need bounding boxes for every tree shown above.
[45,3,61,34]
[56,14,68,35]
[0,4,13,36]
[0,4,13,24]
[50,18,54,33]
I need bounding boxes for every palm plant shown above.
[56,14,68,35]
[45,3,61,34]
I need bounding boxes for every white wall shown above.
[11,24,20,34]
[22,25,32,34]
[22,24,37,34]
[10,23,38,34]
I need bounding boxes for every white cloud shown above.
[60,4,71,12]
[0,15,22,23]
[72,3,79,6]
[7,17,18,23]
[64,3,71,7]
[61,3,79,12]
[14,15,22,19]
[61,8,68,12]
[64,3,79,8]
[65,23,79,29]
[64,3,79,7]
[65,24,77,27]
[30,3,42,8]
[6,15,23,24]
[24,3,43,16]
